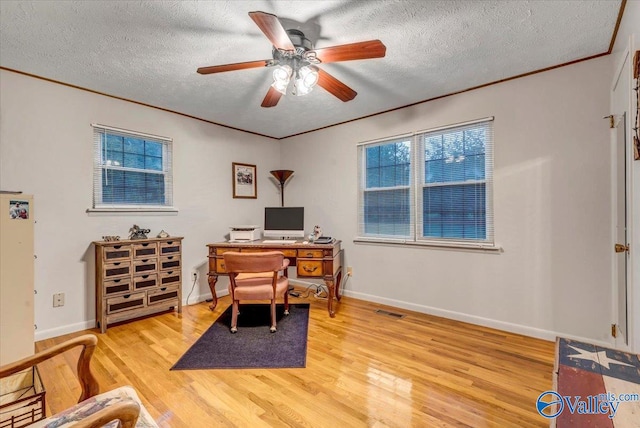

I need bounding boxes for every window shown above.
[92,124,173,211]
[357,117,494,248]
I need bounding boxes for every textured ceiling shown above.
[0,1,623,139]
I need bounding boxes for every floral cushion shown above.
[31,386,157,428]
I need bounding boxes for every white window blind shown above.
[357,134,415,240]
[92,124,174,210]
[357,118,494,248]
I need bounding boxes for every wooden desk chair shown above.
[0,334,157,428]
[223,251,290,333]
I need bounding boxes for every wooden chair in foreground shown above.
[223,251,290,333]
[0,334,158,428]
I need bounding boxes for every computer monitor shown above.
[263,207,305,239]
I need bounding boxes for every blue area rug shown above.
[171,303,309,370]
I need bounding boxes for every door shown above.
[614,113,629,346]
[611,49,630,347]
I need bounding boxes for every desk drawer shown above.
[103,245,131,262]
[106,293,145,314]
[133,259,157,274]
[297,260,323,277]
[160,255,181,271]
[297,249,324,258]
[216,248,239,255]
[160,270,181,287]
[104,261,131,279]
[239,248,297,257]
[160,240,181,255]
[103,277,132,296]
[133,273,158,290]
[147,286,179,306]
[216,258,227,273]
[133,242,157,258]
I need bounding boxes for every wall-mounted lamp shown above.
[270,170,294,207]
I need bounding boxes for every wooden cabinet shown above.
[0,194,34,365]
[94,237,182,333]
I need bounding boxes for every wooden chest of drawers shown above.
[94,237,183,333]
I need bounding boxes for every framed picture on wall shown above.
[8,199,29,219]
[232,162,257,199]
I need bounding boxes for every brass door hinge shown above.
[612,324,617,338]
[604,115,615,128]
[615,243,630,253]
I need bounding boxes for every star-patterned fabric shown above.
[553,338,640,427]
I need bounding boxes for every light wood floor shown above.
[35,295,555,427]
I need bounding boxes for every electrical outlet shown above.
[347,266,353,276]
[53,292,65,307]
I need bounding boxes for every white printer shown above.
[229,225,261,242]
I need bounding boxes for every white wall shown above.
[0,70,282,340]
[281,56,615,344]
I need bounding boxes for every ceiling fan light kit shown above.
[197,11,386,108]
[271,64,292,94]
[292,66,319,96]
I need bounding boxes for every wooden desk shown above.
[207,240,343,317]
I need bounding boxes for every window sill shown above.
[86,207,179,215]
[353,237,502,253]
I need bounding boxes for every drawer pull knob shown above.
[114,262,121,266]
[161,287,167,291]
[303,266,318,273]
[114,245,122,249]
[113,279,121,283]
[142,259,148,262]
[141,275,149,279]
[142,243,149,247]
[124,294,131,299]
[306,253,313,257]
[167,271,174,274]
[167,256,174,260]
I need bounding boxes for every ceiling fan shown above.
[197,11,386,108]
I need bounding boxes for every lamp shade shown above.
[270,170,294,206]
[270,170,294,184]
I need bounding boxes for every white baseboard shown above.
[35,289,231,340]
[182,289,229,307]
[34,288,611,348]
[35,320,96,341]
[342,290,614,347]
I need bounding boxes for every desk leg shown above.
[324,269,343,318]
[207,273,218,311]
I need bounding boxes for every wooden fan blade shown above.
[261,86,283,108]
[197,60,270,75]
[249,11,295,51]
[316,68,357,102]
[313,40,386,64]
